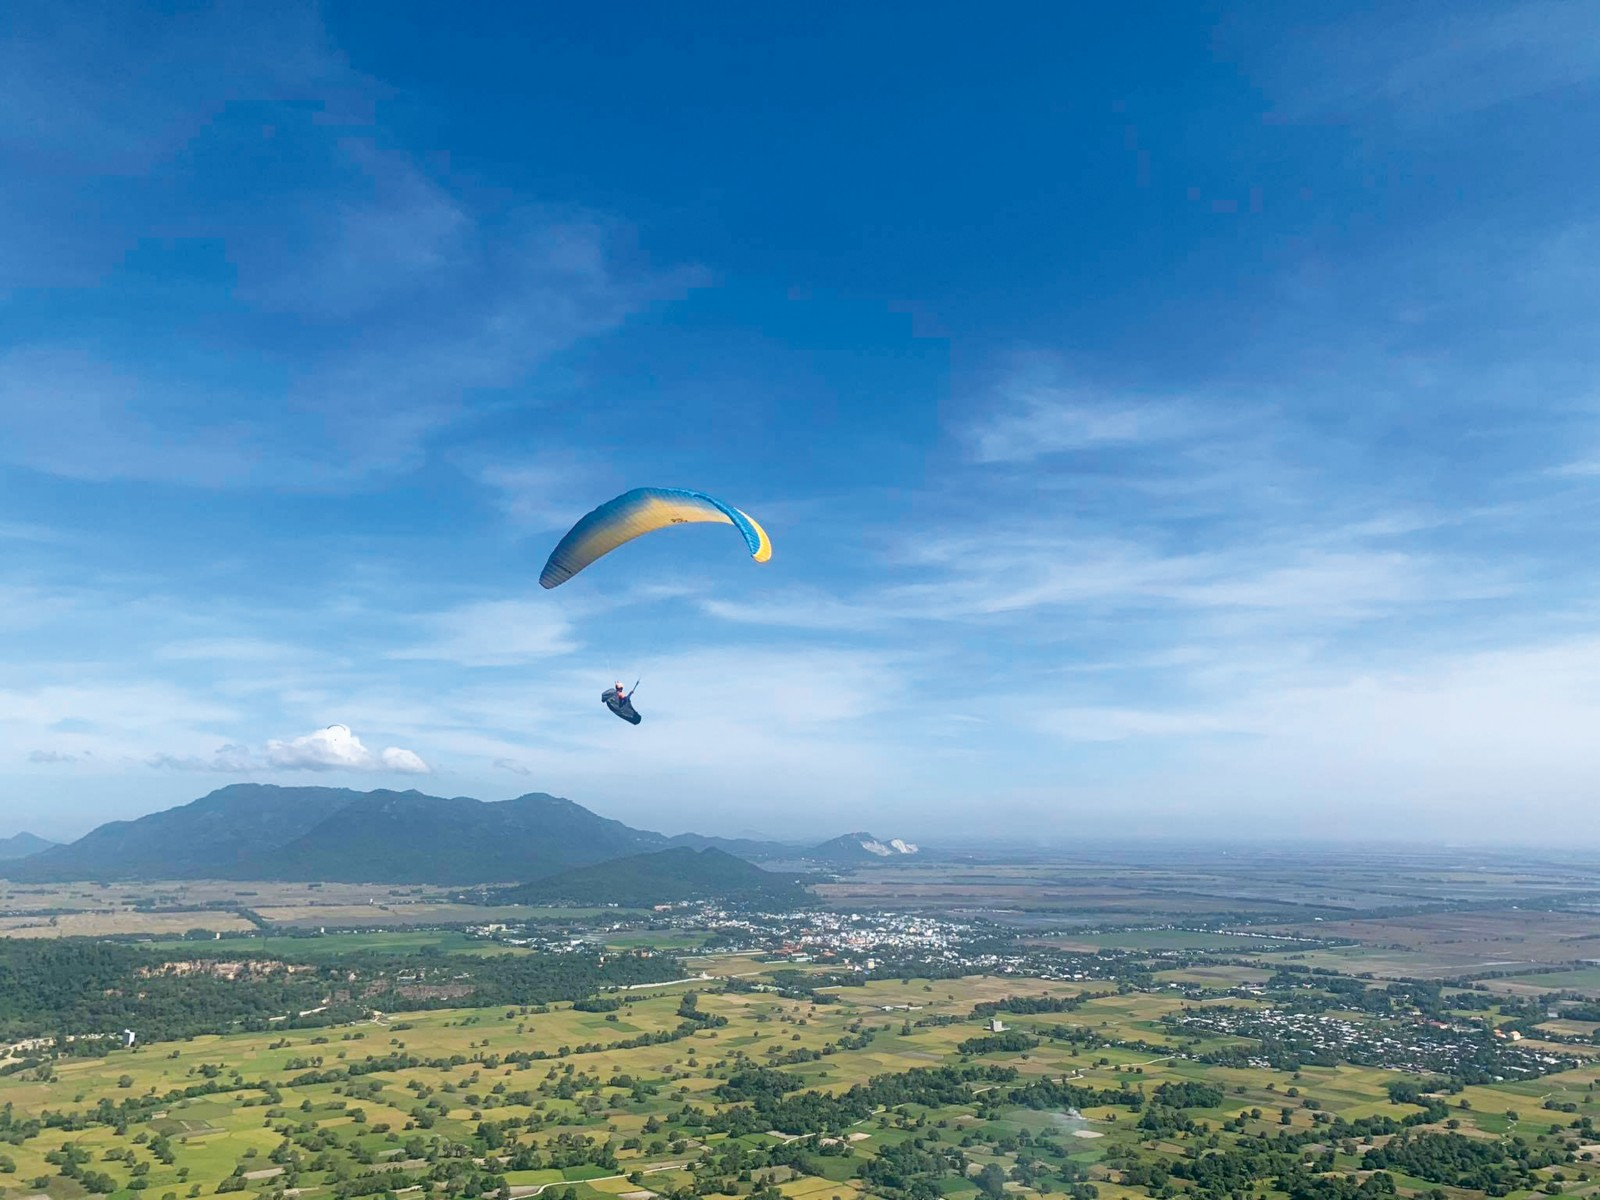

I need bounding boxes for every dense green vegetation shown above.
[955,1031,1039,1055]
[0,939,680,1044]
[484,848,810,909]
[1360,1131,1568,1193]
[971,994,1104,1018]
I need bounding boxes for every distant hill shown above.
[662,832,796,860]
[4,785,662,885]
[254,791,657,885]
[2,784,880,887]
[0,832,56,861]
[486,847,811,908]
[808,831,920,864]
[6,785,372,881]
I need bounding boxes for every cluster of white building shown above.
[1177,1006,1576,1076]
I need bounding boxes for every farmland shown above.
[0,879,621,940]
[3,936,1599,1200]
[3,847,1600,1200]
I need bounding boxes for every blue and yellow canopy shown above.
[539,487,772,589]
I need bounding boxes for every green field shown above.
[1483,965,1600,997]
[6,854,1600,1200]
[5,952,1598,1200]
[1053,930,1300,952]
[135,931,538,958]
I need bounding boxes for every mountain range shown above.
[485,847,809,908]
[0,832,56,861]
[0,785,916,886]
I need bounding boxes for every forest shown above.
[0,939,681,1046]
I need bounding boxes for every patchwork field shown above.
[4,952,1598,1200]
[3,850,1599,1200]
[810,853,1600,927]
[0,911,258,938]
[0,878,629,940]
[1476,966,1600,999]
[1264,911,1600,979]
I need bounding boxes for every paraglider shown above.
[540,487,771,589]
[540,487,770,726]
[603,681,641,725]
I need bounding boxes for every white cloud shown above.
[1249,2,1600,124]
[142,727,429,775]
[967,360,1198,463]
[0,584,84,633]
[0,680,239,747]
[1031,706,1238,743]
[475,459,591,532]
[0,220,690,490]
[1547,457,1600,479]
[263,724,430,774]
[0,521,64,543]
[392,600,574,666]
[0,4,704,490]
[0,5,349,292]
[0,347,263,486]
[1003,633,1600,842]
[702,592,888,632]
[0,5,342,175]
[878,528,1499,626]
[239,143,471,320]
[156,637,305,663]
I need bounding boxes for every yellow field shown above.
[0,910,257,938]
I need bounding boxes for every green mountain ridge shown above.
[3,785,668,885]
[483,847,811,908]
[250,790,661,885]
[6,785,375,881]
[0,785,833,886]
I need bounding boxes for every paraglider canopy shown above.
[540,487,771,589]
[541,487,767,725]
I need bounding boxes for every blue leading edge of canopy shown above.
[539,487,772,588]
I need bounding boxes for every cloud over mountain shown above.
[263,725,430,774]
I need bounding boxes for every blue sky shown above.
[4,1,1599,845]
